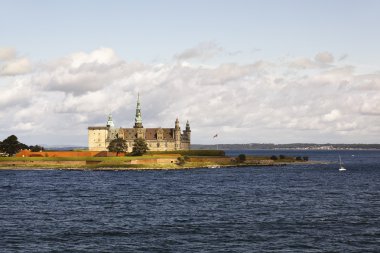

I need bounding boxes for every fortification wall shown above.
[130,158,177,164]
[16,150,124,157]
[188,157,233,163]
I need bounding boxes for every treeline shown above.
[192,143,380,150]
[0,135,44,157]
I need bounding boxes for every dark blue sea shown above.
[1,150,380,252]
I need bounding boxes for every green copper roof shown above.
[134,93,143,128]
[106,114,115,127]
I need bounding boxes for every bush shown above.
[177,156,185,166]
[29,145,44,152]
[303,156,309,161]
[237,154,246,163]
[108,138,128,155]
[279,155,286,159]
[270,155,278,160]
[296,156,302,161]
[131,138,149,156]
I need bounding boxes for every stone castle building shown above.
[88,95,191,152]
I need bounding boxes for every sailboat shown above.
[339,155,346,171]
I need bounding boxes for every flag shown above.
[213,134,218,138]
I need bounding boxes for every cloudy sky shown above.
[1,0,380,146]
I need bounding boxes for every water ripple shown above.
[1,151,380,252]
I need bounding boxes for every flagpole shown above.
[213,134,218,150]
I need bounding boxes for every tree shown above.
[270,155,278,160]
[107,138,128,156]
[0,135,26,156]
[237,154,246,163]
[131,138,149,156]
[29,145,44,152]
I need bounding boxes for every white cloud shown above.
[0,79,33,108]
[0,48,17,61]
[360,100,380,115]
[288,57,318,69]
[0,48,32,76]
[353,73,380,90]
[0,57,31,76]
[323,109,341,122]
[315,51,334,64]
[30,47,132,95]
[336,121,358,132]
[288,52,335,70]
[68,47,120,68]
[1,46,380,145]
[174,41,223,61]
[14,122,35,131]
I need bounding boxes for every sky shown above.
[1,0,380,146]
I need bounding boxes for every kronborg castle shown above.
[88,95,191,152]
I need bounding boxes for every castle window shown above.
[157,143,160,147]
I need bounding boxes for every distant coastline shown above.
[192,143,380,150]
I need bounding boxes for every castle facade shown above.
[88,95,191,152]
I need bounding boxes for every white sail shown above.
[339,155,346,171]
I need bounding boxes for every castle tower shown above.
[175,117,180,130]
[134,93,143,128]
[185,120,191,140]
[174,118,181,150]
[106,114,118,143]
[106,114,115,128]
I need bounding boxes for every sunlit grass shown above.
[0,153,306,170]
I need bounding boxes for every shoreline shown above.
[0,160,328,171]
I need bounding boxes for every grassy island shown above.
[0,150,313,170]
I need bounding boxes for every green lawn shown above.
[0,154,180,162]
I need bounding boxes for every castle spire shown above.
[134,93,143,128]
[106,114,114,128]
